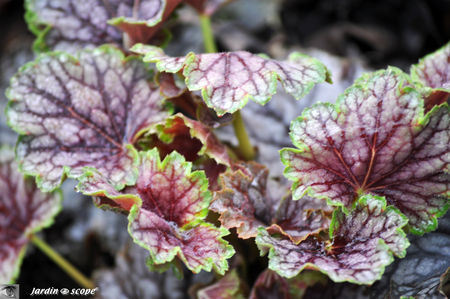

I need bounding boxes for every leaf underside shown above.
[256,195,409,285]
[211,162,330,241]
[281,67,450,234]
[154,113,231,167]
[132,45,331,115]
[211,162,275,239]
[411,42,450,92]
[0,147,61,283]
[267,195,331,244]
[6,46,170,192]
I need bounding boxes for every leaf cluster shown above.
[0,1,449,297]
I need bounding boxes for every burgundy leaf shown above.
[185,0,233,16]
[132,45,331,115]
[197,269,245,299]
[281,68,450,234]
[160,80,233,128]
[157,74,232,128]
[0,147,61,283]
[79,172,139,212]
[79,149,234,274]
[256,195,409,285]
[422,90,449,114]
[143,113,230,189]
[6,46,170,191]
[26,0,180,53]
[158,73,186,99]
[211,162,330,240]
[109,0,182,46]
[154,113,231,167]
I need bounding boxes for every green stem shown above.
[232,111,255,160]
[199,13,255,160]
[30,235,95,289]
[199,14,217,53]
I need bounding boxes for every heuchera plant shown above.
[1,0,449,297]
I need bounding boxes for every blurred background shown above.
[0,0,449,298]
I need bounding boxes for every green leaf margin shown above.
[256,194,410,285]
[279,67,450,234]
[132,44,332,116]
[1,146,64,283]
[5,45,166,192]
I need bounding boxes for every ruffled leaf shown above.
[80,149,234,274]
[25,0,179,53]
[154,113,231,166]
[256,195,409,285]
[411,42,450,92]
[6,46,170,192]
[141,113,230,189]
[267,195,331,244]
[197,269,245,299]
[0,147,61,283]
[281,68,450,234]
[211,162,330,241]
[211,162,275,239]
[411,42,450,112]
[132,45,331,115]
[108,0,182,46]
[185,0,233,16]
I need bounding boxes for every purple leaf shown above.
[6,46,170,192]
[0,147,61,283]
[281,68,450,234]
[256,195,409,285]
[411,42,450,92]
[249,269,327,299]
[25,0,180,53]
[132,45,331,115]
[211,162,330,241]
[79,149,234,274]
[267,195,332,244]
[197,269,245,299]
[411,42,450,112]
[108,0,182,46]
